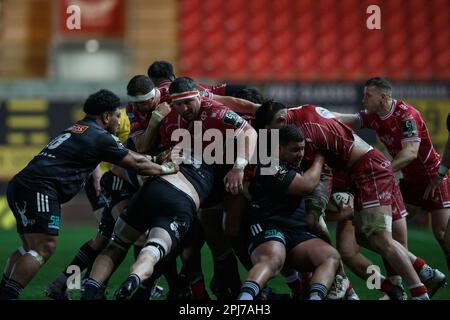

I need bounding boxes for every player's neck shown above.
[378,99,395,117]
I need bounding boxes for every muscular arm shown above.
[391,140,420,173]
[114,150,177,176]
[214,95,260,114]
[332,112,361,130]
[287,154,325,196]
[224,123,258,194]
[132,103,171,153]
[91,164,103,196]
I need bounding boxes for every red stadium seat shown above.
[178,0,449,81]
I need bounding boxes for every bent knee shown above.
[36,240,57,261]
[327,249,341,264]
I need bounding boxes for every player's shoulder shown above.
[394,100,421,121]
[201,98,229,117]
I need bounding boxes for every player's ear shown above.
[100,111,110,124]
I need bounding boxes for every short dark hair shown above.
[83,89,121,115]
[147,61,175,83]
[365,77,392,91]
[253,100,286,130]
[127,75,155,96]
[233,88,264,104]
[169,76,197,94]
[279,124,304,146]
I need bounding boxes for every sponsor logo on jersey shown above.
[223,110,244,128]
[401,118,418,138]
[71,124,89,134]
[315,107,335,119]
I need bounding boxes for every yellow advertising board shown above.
[0,146,41,180]
[0,197,15,229]
[406,99,450,154]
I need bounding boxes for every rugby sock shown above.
[163,259,179,292]
[214,250,242,296]
[0,279,23,300]
[412,257,427,273]
[238,281,260,300]
[190,273,210,300]
[0,274,8,292]
[409,283,428,299]
[309,283,328,300]
[64,242,99,277]
[128,273,141,289]
[80,278,103,300]
[283,271,302,299]
[380,277,393,292]
[413,258,434,282]
[388,275,404,288]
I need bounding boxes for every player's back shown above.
[16,117,127,203]
[287,105,356,169]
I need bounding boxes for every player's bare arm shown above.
[391,140,420,173]
[224,123,257,195]
[213,95,260,114]
[132,102,171,153]
[115,149,178,176]
[287,153,325,195]
[332,112,361,130]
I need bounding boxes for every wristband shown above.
[438,164,449,178]
[151,110,165,123]
[233,157,248,170]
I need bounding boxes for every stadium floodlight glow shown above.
[85,39,100,53]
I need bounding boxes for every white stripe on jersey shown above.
[37,193,41,212]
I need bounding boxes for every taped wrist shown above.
[149,111,165,128]
[233,157,248,170]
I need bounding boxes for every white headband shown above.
[128,88,157,102]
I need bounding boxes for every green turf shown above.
[0,226,448,300]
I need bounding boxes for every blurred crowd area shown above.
[0,0,449,228]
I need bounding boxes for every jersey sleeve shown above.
[400,113,420,143]
[211,108,248,137]
[97,133,129,163]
